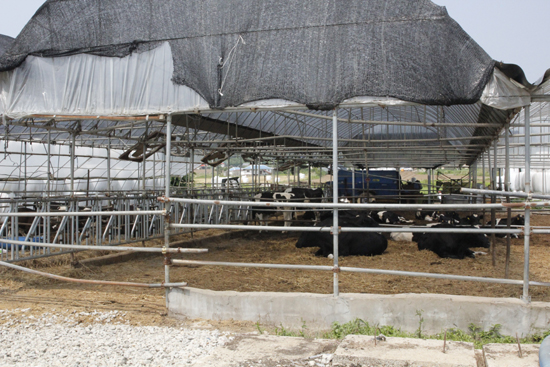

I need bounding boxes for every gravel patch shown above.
[0,309,232,366]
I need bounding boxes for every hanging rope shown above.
[218,35,245,96]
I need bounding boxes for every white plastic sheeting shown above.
[480,68,531,110]
[0,43,209,118]
[495,169,550,195]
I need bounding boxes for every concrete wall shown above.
[168,287,550,336]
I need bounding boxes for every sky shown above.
[0,0,548,82]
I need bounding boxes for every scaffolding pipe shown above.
[170,260,550,288]
[107,137,111,194]
[524,105,531,302]
[169,223,521,235]
[165,115,172,301]
[332,109,339,297]
[0,237,208,253]
[0,210,164,217]
[461,188,550,200]
[0,260,187,288]
[159,196,524,210]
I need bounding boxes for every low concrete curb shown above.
[168,287,550,336]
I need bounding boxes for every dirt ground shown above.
[2,213,550,331]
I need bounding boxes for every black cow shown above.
[485,215,525,238]
[295,215,386,257]
[370,211,413,224]
[413,223,489,259]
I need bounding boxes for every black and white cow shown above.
[413,223,489,259]
[415,210,442,222]
[484,214,525,238]
[460,213,483,226]
[295,214,386,257]
[284,187,324,222]
[252,191,295,231]
[370,211,413,225]
[438,211,461,225]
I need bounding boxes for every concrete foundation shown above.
[167,287,550,336]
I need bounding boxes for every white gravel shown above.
[0,309,233,366]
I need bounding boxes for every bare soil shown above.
[2,213,550,331]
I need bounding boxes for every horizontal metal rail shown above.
[461,188,550,200]
[0,210,165,217]
[0,260,187,288]
[171,259,550,287]
[0,238,208,254]
[159,196,524,210]
[170,223,523,234]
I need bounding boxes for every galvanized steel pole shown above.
[332,109,339,297]
[523,105,531,302]
[165,115,172,302]
[505,124,511,278]
[107,137,111,194]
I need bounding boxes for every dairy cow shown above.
[295,213,386,257]
[413,223,489,259]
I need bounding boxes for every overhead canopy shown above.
[0,0,495,110]
[0,35,14,56]
[0,1,536,170]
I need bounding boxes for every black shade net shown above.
[0,0,495,110]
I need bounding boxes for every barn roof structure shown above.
[0,0,543,171]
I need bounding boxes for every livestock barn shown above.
[1,0,550,335]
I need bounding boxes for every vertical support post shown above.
[332,109,339,297]
[505,124,511,278]
[482,153,486,224]
[24,142,27,195]
[143,123,147,192]
[491,141,497,266]
[276,159,280,191]
[351,166,355,201]
[308,164,311,188]
[427,169,432,204]
[211,166,215,192]
[47,129,51,196]
[107,137,111,194]
[191,148,195,194]
[523,105,531,302]
[70,134,75,195]
[164,115,172,306]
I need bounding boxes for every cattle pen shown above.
[2,0,550,336]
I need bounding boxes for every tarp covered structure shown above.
[0,0,541,171]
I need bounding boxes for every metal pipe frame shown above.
[171,259,550,288]
[169,223,521,235]
[0,210,164,217]
[0,260,187,288]
[159,196,524,210]
[0,237,207,253]
[461,188,550,201]
[523,105,532,302]
[332,109,339,296]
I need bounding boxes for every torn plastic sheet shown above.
[480,68,531,110]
